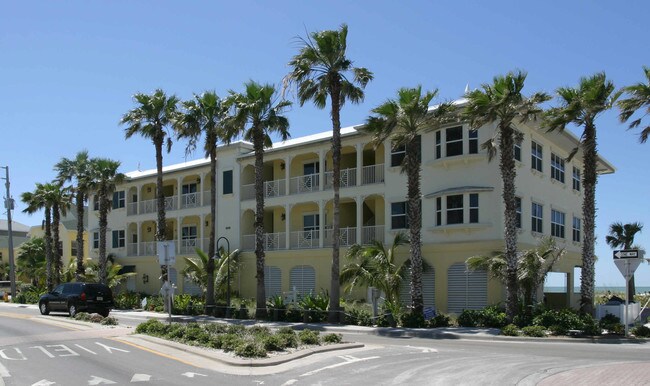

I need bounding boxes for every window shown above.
[446,195,464,225]
[531,202,543,233]
[435,131,442,159]
[514,141,522,162]
[93,195,99,211]
[391,143,406,167]
[112,230,125,248]
[436,197,442,226]
[223,170,233,194]
[181,226,197,240]
[572,217,581,242]
[112,191,125,209]
[551,153,565,183]
[182,183,197,194]
[303,161,319,175]
[71,241,78,256]
[391,202,408,229]
[446,126,463,157]
[469,194,479,223]
[468,130,478,154]
[303,213,320,239]
[531,141,543,172]
[551,210,565,238]
[572,167,581,191]
[515,197,522,229]
[92,232,99,249]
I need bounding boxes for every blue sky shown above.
[1,1,648,287]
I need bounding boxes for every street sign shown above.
[157,241,176,265]
[613,249,639,259]
[613,258,642,281]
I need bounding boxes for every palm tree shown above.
[544,73,620,314]
[285,24,373,323]
[227,81,291,319]
[463,71,550,321]
[174,91,230,312]
[85,260,137,290]
[50,183,73,285]
[183,248,240,300]
[21,183,58,290]
[92,158,125,285]
[55,150,96,281]
[121,89,179,281]
[364,86,453,315]
[16,237,46,286]
[466,237,565,310]
[606,222,644,301]
[618,66,650,143]
[341,232,409,307]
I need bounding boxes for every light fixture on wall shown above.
[147,187,152,193]
[280,162,285,170]
[196,177,201,184]
[205,220,209,227]
[281,213,286,221]
[142,273,149,284]
[147,226,152,233]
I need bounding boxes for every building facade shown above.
[87,115,615,314]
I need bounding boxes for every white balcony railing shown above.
[180,192,200,209]
[241,179,286,201]
[139,241,157,256]
[324,168,357,189]
[127,243,138,256]
[180,238,206,254]
[139,196,177,214]
[242,232,287,251]
[324,227,357,247]
[290,230,320,249]
[127,202,138,216]
[362,225,385,245]
[290,174,319,194]
[362,164,385,185]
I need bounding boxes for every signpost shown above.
[158,241,175,323]
[612,249,643,336]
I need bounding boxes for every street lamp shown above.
[216,236,231,318]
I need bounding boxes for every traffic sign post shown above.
[612,249,643,336]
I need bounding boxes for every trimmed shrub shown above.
[400,311,426,328]
[136,319,167,335]
[632,325,650,337]
[249,325,271,336]
[480,306,508,328]
[323,333,342,344]
[599,313,624,334]
[226,324,246,335]
[74,312,91,322]
[298,329,321,345]
[345,307,372,326]
[165,324,187,340]
[234,341,267,358]
[457,309,481,327]
[204,323,228,335]
[89,313,104,323]
[113,292,142,309]
[100,316,118,326]
[262,335,286,351]
[581,314,601,336]
[428,313,452,328]
[215,333,243,352]
[501,324,520,336]
[533,309,584,334]
[522,325,546,337]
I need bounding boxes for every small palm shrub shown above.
[599,313,624,334]
[501,324,520,336]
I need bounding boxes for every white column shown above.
[356,143,363,186]
[384,139,391,168]
[177,176,183,210]
[285,204,291,249]
[356,195,363,244]
[136,221,141,256]
[284,156,291,196]
[319,200,325,248]
[319,149,325,191]
[200,172,205,207]
[177,217,182,254]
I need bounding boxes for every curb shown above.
[120,334,365,367]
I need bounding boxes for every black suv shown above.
[39,282,114,317]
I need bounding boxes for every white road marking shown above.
[30,346,55,358]
[181,372,207,378]
[300,356,380,377]
[130,373,152,382]
[253,381,265,385]
[75,344,97,355]
[47,344,79,357]
[0,348,26,360]
[280,380,298,386]
[88,375,117,385]
[0,361,10,378]
[32,380,56,386]
[406,345,438,353]
[95,342,129,354]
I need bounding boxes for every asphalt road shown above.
[2,304,650,385]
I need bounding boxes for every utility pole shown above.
[1,166,16,298]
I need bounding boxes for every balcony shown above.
[242,179,286,201]
[324,168,357,189]
[126,238,207,257]
[362,164,385,185]
[180,238,207,255]
[290,230,320,249]
[242,232,287,251]
[180,192,201,209]
[324,227,357,247]
[290,174,319,195]
[137,196,177,215]
[362,225,385,244]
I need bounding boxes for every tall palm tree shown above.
[50,183,73,285]
[365,86,453,314]
[285,24,373,323]
[121,89,179,281]
[463,71,550,321]
[55,150,96,281]
[544,73,620,315]
[92,158,125,285]
[227,81,291,319]
[618,66,650,143]
[606,222,644,301]
[21,183,59,290]
[341,232,409,307]
[174,91,230,312]
[183,248,240,300]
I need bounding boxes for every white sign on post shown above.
[613,258,642,281]
[157,241,176,265]
[612,249,644,337]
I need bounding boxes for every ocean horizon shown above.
[544,286,650,293]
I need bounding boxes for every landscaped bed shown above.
[135,319,343,358]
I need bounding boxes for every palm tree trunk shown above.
[52,202,62,286]
[154,136,168,285]
[44,208,53,291]
[628,276,636,303]
[253,132,268,319]
[581,122,597,315]
[98,190,108,285]
[406,138,424,314]
[205,149,217,312]
[328,80,342,324]
[76,192,85,281]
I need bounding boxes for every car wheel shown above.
[39,301,50,315]
[68,302,77,317]
[99,309,110,317]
